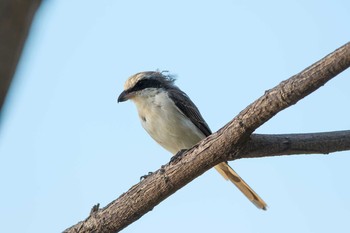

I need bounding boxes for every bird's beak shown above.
[117,90,130,103]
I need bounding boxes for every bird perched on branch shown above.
[118,71,267,210]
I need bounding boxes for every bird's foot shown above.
[169,149,187,164]
[140,172,153,181]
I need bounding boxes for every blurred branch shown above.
[241,131,350,159]
[64,42,350,233]
[0,0,42,116]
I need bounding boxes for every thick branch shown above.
[64,42,350,233]
[240,130,350,159]
[0,0,42,116]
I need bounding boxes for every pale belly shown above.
[135,94,206,155]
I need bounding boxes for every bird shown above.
[117,71,267,210]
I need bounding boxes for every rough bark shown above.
[0,0,42,116]
[242,131,350,159]
[64,42,350,233]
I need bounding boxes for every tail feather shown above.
[214,162,267,210]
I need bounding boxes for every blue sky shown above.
[1,1,350,232]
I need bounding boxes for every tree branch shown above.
[0,0,42,116]
[241,130,350,159]
[64,42,350,233]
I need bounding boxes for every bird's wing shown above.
[167,87,267,210]
[167,88,212,137]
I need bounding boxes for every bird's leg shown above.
[140,172,153,181]
[170,149,187,164]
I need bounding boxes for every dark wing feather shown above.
[167,88,212,137]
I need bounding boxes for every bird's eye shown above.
[135,79,148,89]
[131,79,163,92]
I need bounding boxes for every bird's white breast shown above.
[132,90,206,155]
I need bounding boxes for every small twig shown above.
[90,203,100,216]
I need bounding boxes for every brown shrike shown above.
[118,71,267,210]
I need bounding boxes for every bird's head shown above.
[117,71,176,102]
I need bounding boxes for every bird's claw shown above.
[170,149,187,164]
[140,172,153,181]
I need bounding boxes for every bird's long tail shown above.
[214,162,267,210]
